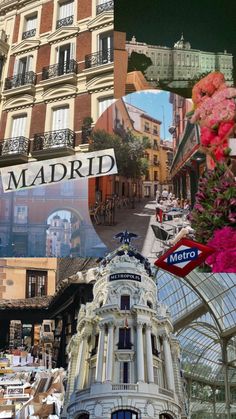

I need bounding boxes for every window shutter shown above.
[13,58,19,76]
[26,15,37,31]
[26,55,33,72]
[11,115,27,137]
[52,107,69,130]
[70,42,75,60]
[59,0,74,19]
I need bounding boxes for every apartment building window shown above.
[26,270,47,298]
[118,328,132,349]
[99,32,113,64]
[120,295,130,310]
[144,122,149,132]
[120,362,129,383]
[98,97,115,117]
[154,171,158,181]
[151,334,159,357]
[14,206,28,224]
[56,43,75,74]
[11,115,27,138]
[52,106,69,131]
[57,0,74,28]
[112,411,138,419]
[22,14,37,39]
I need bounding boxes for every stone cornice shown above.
[87,12,113,31]
[11,39,41,55]
[47,25,80,45]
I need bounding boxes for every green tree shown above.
[128,51,153,74]
[90,129,150,179]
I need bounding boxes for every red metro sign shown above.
[154,238,214,278]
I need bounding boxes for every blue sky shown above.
[123,90,173,140]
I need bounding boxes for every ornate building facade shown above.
[126,35,233,89]
[0,0,114,167]
[64,238,185,419]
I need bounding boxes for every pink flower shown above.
[218,120,235,139]
[206,227,236,272]
[192,72,226,108]
[201,127,217,147]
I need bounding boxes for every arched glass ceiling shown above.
[156,269,236,385]
[157,270,236,335]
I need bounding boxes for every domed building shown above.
[174,34,191,50]
[64,233,185,419]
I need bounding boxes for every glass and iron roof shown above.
[156,270,236,385]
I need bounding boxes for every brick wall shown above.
[0,112,7,140]
[40,0,53,34]
[29,104,47,137]
[76,31,91,69]
[36,44,51,79]
[74,94,91,145]
[78,0,92,21]
[12,14,20,43]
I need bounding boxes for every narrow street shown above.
[93,198,158,262]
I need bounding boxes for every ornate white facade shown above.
[64,241,185,419]
[126,35,233,88]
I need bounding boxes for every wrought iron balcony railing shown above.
[22,28,36,39]
[0,136,29,156]
[85,48,114,69]
[56,15,73,29]
[33,129,75,151]
[4,71,36,90]
[96,0,114,14]
[42,59,77,80]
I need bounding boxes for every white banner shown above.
[0,148,117,193]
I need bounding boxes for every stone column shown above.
[163,334,175,391]
[76,333,88,390]
[65,335,80,400]
[146,324,154,383]
[136,322,144,382]
[105,322,114,381]
[95,323,105,382]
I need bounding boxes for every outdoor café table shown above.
[165,210,183,220]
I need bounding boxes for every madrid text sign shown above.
[0,148,117,193]
[155,238,214,277]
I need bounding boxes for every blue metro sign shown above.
[155,238,214,277]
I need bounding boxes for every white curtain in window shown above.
[59,0,74,19]
[52,107,69,130]
[25,15,37,31]
[98,97,115,117]
[11,115,27,137]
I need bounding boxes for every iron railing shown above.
[0,136,29,155]
[96,0,114,14]
[4,71,36,90]
[85,48,114,68]
[56,15,73,29]
[22,28,36,39]
[42,59,77,80]
[33,128,75,151]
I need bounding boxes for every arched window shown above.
[160,414,174,419]
[77,414,89,419]
[111,410,138,419]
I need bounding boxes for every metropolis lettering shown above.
[0,149,118,193]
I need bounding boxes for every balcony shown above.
[153,160,159,166]
[41,60,78,86]
[96,0,114,14]
[32,128,75,159]
[56,15,73,29]
[85,48,114,69]
[0,136,29,166]
[4,71,36,94]
[22,28,36,40]
[112,384,137,391]
[42,59,77,80]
